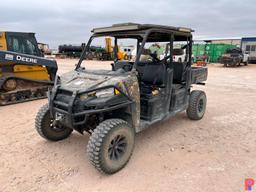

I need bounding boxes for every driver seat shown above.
[137,62,166,87]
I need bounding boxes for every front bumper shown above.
[49,85,133,130]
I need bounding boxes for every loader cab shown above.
[2,32,43,57]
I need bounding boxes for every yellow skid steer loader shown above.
[0,31,57,105]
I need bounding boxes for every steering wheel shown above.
[160,54,171,62]
[149,53,160,62]
[149,52,172,63]
[150,53,172,64]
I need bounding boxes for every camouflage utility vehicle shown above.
[35,23,208,174]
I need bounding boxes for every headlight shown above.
[95,88,120,98]
[79,88,120,100]
[80,91,96,100]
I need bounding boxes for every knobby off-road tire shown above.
[187,90,207,120]
[35,104,73,141]
[87,119,135,174]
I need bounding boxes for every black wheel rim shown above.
[108,135,127,160]
[198,98,204,113]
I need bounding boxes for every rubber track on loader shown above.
[0,86,48,106]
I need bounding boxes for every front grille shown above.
[54,94,71,112]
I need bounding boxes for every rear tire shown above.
[35,104,73,141]
[87,119,135,174]
[187,90,207,120]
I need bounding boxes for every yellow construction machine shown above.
[105,37,127,60]
[0,31,57,105]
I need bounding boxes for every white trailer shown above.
[241,37,256,63]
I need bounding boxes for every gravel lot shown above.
[1,59,256,192]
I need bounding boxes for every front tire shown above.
[35,104,73,141]
[87,119,135,174]
[187,90,207,120]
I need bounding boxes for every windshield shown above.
[78,36,138,70]
[6,33,40,56]
[76,31,192,71]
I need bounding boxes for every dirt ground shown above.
[1,59,256,192]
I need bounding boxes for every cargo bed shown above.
[191,67,208,84]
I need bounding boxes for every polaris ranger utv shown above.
[35,23,208,174]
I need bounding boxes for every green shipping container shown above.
[192,44,206,57]
[193,43,237,63]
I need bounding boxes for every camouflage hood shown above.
[59,70,128,92]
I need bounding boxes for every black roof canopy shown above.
[91,23,194,42]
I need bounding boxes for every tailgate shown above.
[191,67,208,84]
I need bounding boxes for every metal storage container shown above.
[193,43,237,63]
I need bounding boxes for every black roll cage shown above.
[75,28,193,71]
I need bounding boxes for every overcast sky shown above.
[1,0,255,48]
